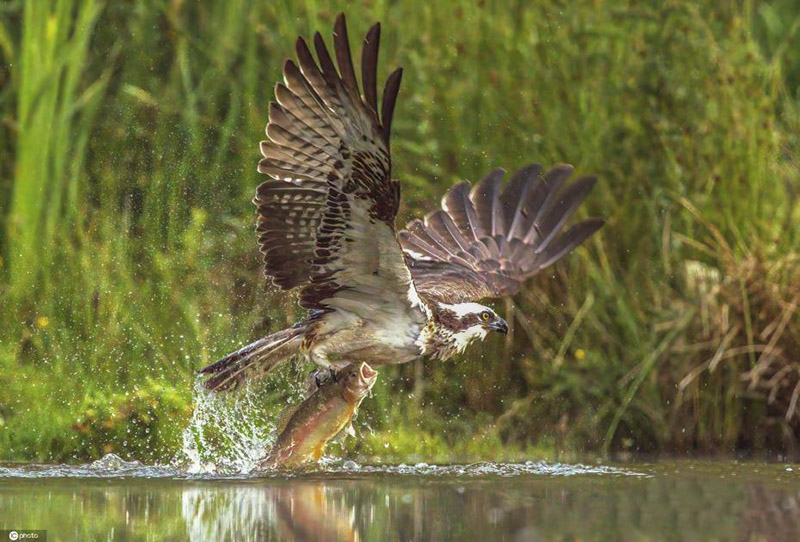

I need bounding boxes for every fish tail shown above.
[198,324,305,392]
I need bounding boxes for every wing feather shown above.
[361,24,380,113]
[503,163,542,240]
[442,181,486,244]
[381,68,403,143]
[520,218,605,270]
[333,15,361,106]
[255,14,418,320]
[400,164,604,303]
[521,164,573,244]
[533,175,598,255]
[471,168,506,238]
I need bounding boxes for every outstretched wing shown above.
[255,14,418,322]
[399,164,604,304]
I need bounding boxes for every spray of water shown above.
[173,378,280,474]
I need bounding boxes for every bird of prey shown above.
[199,14,604,392]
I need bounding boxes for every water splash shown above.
[0,458,647,479]
[320,460,649,477]
[173,378,279,474]
[0,456,176,478]
[89,453,140,470]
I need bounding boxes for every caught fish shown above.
[259,362,378,469]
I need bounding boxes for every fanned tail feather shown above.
[198,325,306,392]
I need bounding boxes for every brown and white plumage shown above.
[400,165,604,304]
[199,14,603,392]
[255,15,410,313]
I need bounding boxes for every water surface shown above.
[1,460,798,541]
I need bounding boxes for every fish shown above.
[258,362,378,469]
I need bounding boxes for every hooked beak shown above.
[487,318,509,335]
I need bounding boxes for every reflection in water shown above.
[1,462,799,541]
[273,485,359,542]
[181,484,359,542]
[738,485,800,542]
[181,487,274,542]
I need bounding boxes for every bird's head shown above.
[435,302,509,353]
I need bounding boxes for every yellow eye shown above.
[481,311,491,322]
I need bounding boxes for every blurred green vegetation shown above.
[1,0,800,463]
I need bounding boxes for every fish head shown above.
[339,362,378,403]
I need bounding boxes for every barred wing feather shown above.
[255,14,416,319]
[399,164,604,303]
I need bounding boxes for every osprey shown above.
[200,15,604,391]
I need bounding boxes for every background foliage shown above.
[1,0,800,462]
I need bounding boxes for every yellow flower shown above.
[35,316,49,329]
[575,348,586,360]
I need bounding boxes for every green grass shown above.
[1,0,800,462]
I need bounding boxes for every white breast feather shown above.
[452,326,488,353]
